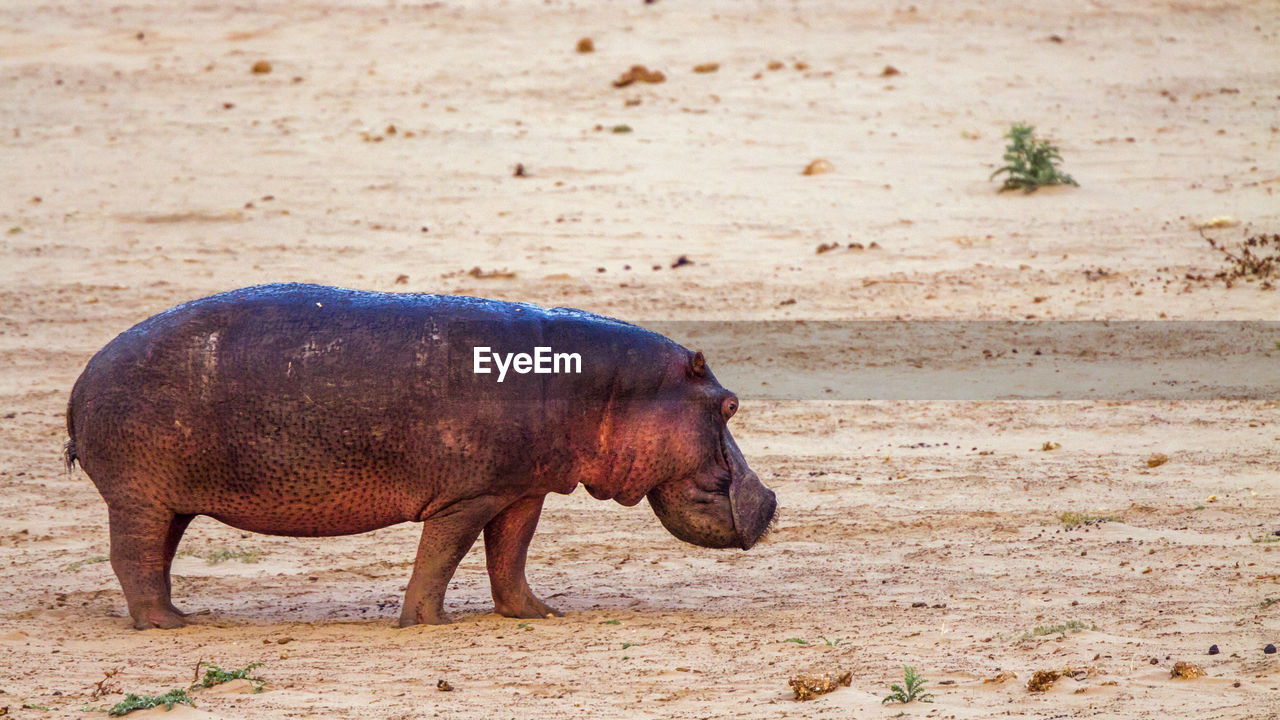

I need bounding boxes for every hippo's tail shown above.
[64,439,78,472]
[64,401,79,473]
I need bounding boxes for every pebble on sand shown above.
[802,159,834,176]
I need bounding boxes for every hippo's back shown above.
[65,284,574,535]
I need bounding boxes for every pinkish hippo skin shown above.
[65,283,776,629]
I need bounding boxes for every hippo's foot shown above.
[397,604,451,628]
[494,591,562,620]
[131,603,187,630]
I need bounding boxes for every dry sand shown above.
[2,1,1279,718]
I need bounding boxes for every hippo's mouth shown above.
[721,429,777,550]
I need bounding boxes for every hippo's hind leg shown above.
[483,495,562,619]
[107,504,191,629]
[399,496,507,627]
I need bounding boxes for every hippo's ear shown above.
[687,350,707,378]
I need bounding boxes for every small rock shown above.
[612,65,665,87]
[251,60,272,74]
[437,679,453,691]
[513,163,526,177]
[670,255,693,269]
[1170,661,1205,679]
[984,671,1016,684]
[1208,644,1219,655]
[576,37,594,53]
[880,65,900,77]
[693,62,720,73]
[467,267,516,279]
[1197,216,1238,230]
[802,159,834,176]
[1146,453,1169,468]
[1265,644,1276,655]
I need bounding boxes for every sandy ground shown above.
[2,0,1279,718]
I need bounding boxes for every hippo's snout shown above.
[730,467,777,550]
[646,427,775,551]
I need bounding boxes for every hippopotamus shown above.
[65,283,776,629]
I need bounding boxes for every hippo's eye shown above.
[720,395,738,421]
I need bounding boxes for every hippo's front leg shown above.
[484,495,563,619]
[399,496,506,627]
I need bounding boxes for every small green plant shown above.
[621,642,638,649]
[818,635,845,647]
[611,124,632,134]
[66,555,110,571]
[601,619,621,625]
[204,548,260,564]
[1058,511,1118,529]
[990,123,1078,193]
[7,226,22,234]
[1249,532,1280,544]
[1260,597,1278,610]
[192,661,266,692]
[1021,619,1090,639]
[785,637,811,645]
[23,704,53,710]
[882,665,934,704]
[108,689,193,716]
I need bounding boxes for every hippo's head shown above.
[594,349,776,550]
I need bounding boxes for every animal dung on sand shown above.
[789,671,852,701]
